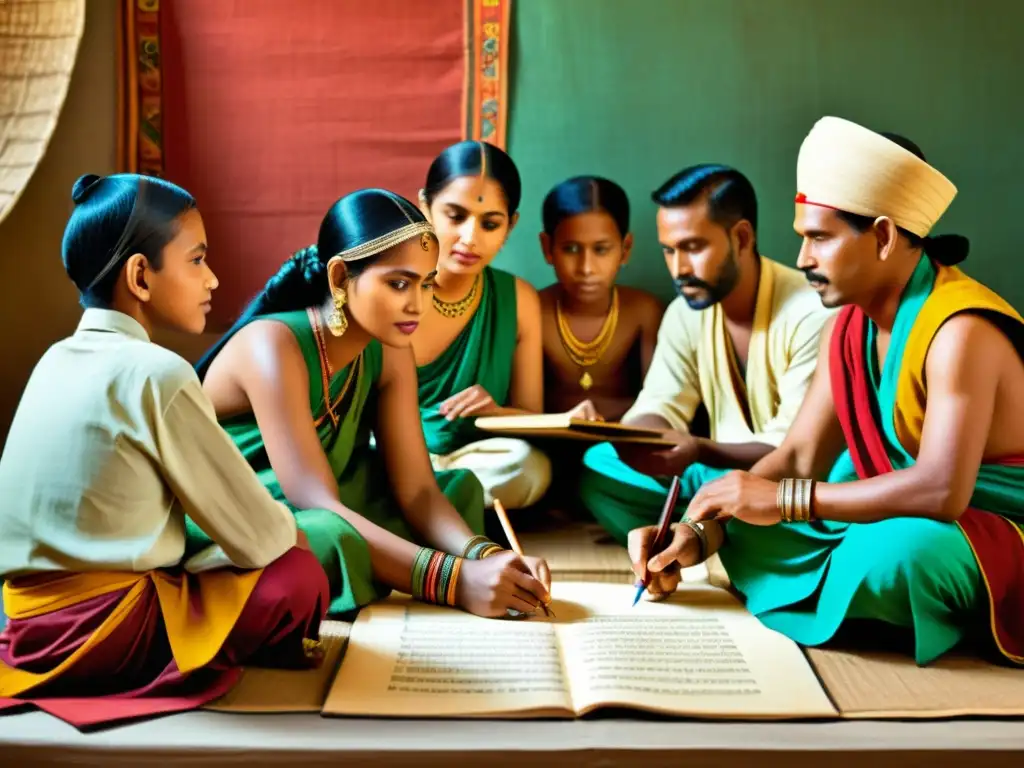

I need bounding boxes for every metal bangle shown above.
[679,518,708,562]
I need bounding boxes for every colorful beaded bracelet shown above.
[462,534,503,560]
[411,547,462,606]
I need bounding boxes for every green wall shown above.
[497,0,1024,309]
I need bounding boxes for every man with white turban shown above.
[627,117,1024,667]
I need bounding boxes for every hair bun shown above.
[924,233,970,266]
[71,174,103,204]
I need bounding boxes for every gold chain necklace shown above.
[432,272,481,319]
[555,287,619,391]
[308,307,359,428]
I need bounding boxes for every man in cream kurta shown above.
[580,164,832,544]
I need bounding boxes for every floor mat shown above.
[205,620,350,712]
[808,645,1024,718]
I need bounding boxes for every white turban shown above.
[795,116,957,238]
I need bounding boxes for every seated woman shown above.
[0,174,326,730]
[538,175,664,422]
[193,188,552,619]
[416,141,598,511]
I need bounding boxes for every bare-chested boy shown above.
[539,175,664,422]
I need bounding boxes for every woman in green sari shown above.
[189,189,552,618]
[414,141,599,512]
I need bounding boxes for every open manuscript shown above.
[473,414,673,446]
[322,581,838,720]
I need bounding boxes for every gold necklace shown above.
[308,307,359,428]
[555,287,619,391]
[432,273,481,319]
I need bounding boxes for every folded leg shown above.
[432,437,552,510]
[0,547,329,729]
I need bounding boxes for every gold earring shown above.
[327,286,348,337]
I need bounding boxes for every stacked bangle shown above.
[411,547,463,606]
[679,518,708,561]
[462,534,503,560]
[777,478,815,522]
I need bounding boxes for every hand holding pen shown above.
[629,475,683,605]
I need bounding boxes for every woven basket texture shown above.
[0,0,86,225]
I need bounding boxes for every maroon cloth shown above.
[160,0,465,327]
[0,547,329,730]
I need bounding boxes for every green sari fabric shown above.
[417,267,518,456]
[186,310,485,616]
[578,443,728,546]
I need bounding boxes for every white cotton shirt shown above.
[624,257,834,446]
[0,309,297,577]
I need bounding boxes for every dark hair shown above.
[423,140,522,215]
[834,132,969,266]
[652,164,758,242]
[61,173,196,308]
[195,188,428,380]
[542,175,630,238]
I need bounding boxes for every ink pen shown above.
[632,475,682,607]
[493,499,555,617]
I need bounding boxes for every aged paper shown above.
[555,582,837,718]
[323,581,836,718]
[324,602,572,717]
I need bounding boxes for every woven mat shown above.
[205,620,350,713]
[519,520,734,588]
[0,0,85,224]
[808,646,1024,718]
[519,522,635,584]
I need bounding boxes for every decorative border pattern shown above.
[117,0,163,176]
[464,0,511,149]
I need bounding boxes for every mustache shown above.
[673,275,715,292]
[801,268,829,284]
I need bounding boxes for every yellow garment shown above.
[623,257,833,446]
[895,265,1024,454]
[0,567,260,697]
[796,116,957,238]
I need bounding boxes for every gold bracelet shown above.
[778,478,815,523]
[801,478,816,521]
[789,478,801,523]
[780,478,795,522]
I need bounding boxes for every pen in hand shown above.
[493,499,555,618]
[632,475,682,607]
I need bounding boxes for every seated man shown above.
[581,164,832,543]
[0,173,328,729]
[631,117,1024,667]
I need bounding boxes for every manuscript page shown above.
[552,582,837,718]
[322,599,572,718]
[323,582,837,719]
